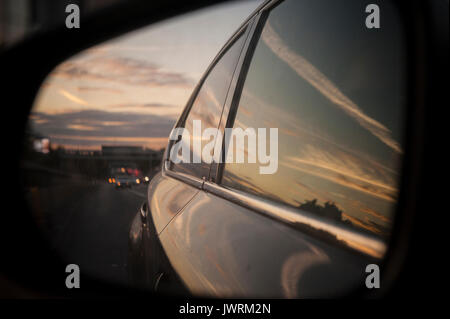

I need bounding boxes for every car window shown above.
[221,0,406,240]
[170,29,247,179]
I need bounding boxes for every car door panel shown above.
[148,172,199,234]
[159,190,369,298]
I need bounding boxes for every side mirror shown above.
[140,202,148,225]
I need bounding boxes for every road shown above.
[29,180,148,286]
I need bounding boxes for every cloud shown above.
[280,154,397,203]
[288,145,397,193]
[108,102,179,109]
[77,86,123,94]
[261,23,402,154]
[29,110,176,150]
[48,135,169,150]
[66,124,97,131]
[51,54,194,88]
[341,213,385,236]
[360,207,391,224]
[58,89,90,106]
[103,102,183,119]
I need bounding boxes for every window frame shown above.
[212,9,270,185]
[162,14,256,189]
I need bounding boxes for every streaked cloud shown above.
[342,213,384,236]
[108,102,179,109]
[58,89,90,107]
[48,134,168,149]
[360,207,391,224]
[261,23,402,153]
[52,55,193,88]
[77,86,123,94]
[29,110,176,150]
[287,146,397,193]
[280,159,396,203]
[66,124,97,131]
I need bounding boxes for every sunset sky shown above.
[30,0,262,150]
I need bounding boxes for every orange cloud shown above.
[58,89,90,107]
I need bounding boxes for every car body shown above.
[127,0,420,298]
[114,174,135,188]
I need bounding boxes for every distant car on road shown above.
[114,174,135,188]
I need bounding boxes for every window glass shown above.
[221,0,406,239]
[171,30,247,178]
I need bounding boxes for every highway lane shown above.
[29,181,148,286]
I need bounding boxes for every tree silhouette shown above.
[298,199,343,222]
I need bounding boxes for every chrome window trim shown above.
[162,160,204,189]
[203,181,387,259]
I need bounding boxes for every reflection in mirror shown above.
[22,1,261,287]
[222,0,406,242]
[171,29,248,179]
